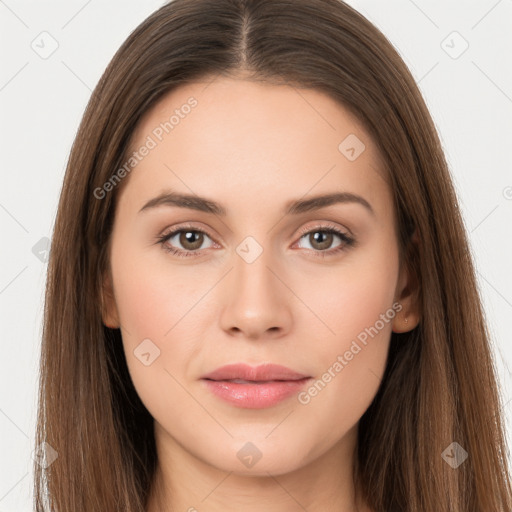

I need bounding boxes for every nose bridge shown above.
[235,237,275,294]
[234,234,280,305]
[218,234,291,337]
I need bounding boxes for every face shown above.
[102,76,411,477]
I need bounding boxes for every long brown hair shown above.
[34,0,512,510]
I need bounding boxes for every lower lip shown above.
[201,378,312,409]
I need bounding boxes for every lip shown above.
[200,363,312,409]
[201,363,309,382]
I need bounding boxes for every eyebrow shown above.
[138,190,375,217]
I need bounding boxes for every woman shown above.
[34,0,512,510]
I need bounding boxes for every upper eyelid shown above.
[296,222,351,237]
[161,223,216,241]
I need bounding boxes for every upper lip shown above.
[201,363,310,382]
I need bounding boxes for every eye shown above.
[155,222,355,259]
[295,223,355,257]
[156,224,216,258]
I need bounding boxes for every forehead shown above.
[121,77,390,218]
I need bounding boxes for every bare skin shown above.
[101,75,420,512]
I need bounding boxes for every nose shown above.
[218,243,292,340]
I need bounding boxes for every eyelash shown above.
[155,222,355,259]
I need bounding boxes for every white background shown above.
[1,0,511,509]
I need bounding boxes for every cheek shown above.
[112,258,172,339]
[293,237,399,424]
[109,241,215,405]
[111,240,207,339]
[109,243,181,369]
[292,235,399,348]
